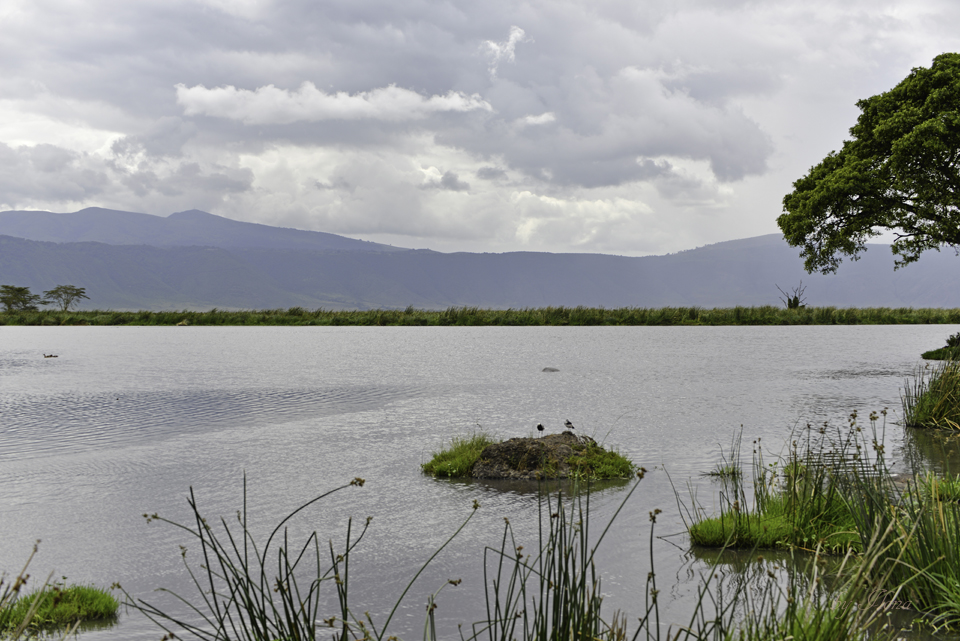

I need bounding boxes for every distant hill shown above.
[2,222,960,310]
[0,207,407,253]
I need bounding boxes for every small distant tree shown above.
[777,282,808,309]
[0,285,47,312]
[43,285,89,311]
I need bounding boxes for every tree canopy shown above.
[0,286,45,312]
[778,53,960,273]
[43,285,89,311]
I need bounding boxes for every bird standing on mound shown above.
[564,419,575,430]
[536,423,545,437]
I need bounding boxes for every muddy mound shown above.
[471,431,599,480]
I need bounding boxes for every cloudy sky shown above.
[2,0,958,255]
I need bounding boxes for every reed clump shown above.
[902,361,960,430]
[686,407,960,631]
[4,305,960,326]
[125,472,899,641]
[845,465,960,628]
[686,418,867,554]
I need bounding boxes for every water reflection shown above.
[902,427,960,476]
[436,476,633,496]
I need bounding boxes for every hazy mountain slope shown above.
[2,233,959,310]
[0,207,406,253]
[0,237,350,310]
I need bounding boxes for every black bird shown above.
[564,419,575,430]
[536,423,545,436]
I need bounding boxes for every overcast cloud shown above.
[1,0,958,254]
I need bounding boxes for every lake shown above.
[1,324,955,639]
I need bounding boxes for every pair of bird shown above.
[536,420,575,434]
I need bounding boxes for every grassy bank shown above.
[4,305,960,326]
[922,331,960,360]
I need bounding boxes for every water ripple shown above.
[0,384,425,461]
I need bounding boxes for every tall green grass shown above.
[4,306,960,326]
[684,418,867,554]
[686,407,960,631]
[902,361,960,430]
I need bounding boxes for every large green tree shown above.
[778,53,960,273]
[0,286,46,312]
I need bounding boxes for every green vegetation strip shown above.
[4,305,960,326]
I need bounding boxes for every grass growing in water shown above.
[123,472,899,641]
[1,543,116,640]
[686,406,960,631]
[1,583,118,632]
[902,360,960,430]
[922,331,960,360]
[421,432,499,477]
[685,415,872,554]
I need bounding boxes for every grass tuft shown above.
[422,432,500,477]
[1,583,118,632]
[567,442,636,479]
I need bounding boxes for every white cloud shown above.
[483,26,529,77]
[518,112,556,126]
[176,82,493,125]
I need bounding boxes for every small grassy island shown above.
[922,331,960,360]
[422,431,635,480]
[0,582,118,636]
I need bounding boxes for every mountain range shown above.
[1,207,959,310]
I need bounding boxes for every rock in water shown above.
[541,367,560,372]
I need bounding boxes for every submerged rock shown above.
[471,431,598,480]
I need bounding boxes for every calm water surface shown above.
[0,325,955,639]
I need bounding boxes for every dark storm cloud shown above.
[476,166,508,180]
[420,171,470,192]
